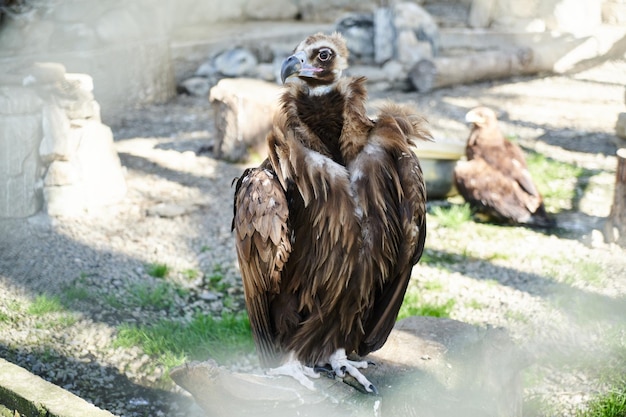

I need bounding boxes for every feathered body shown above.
[232,33,429,387]
[453,107,554,228]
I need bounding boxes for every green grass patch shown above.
[146,263,170,279]
[27,295,64,316]
[525,151,584,212]
[398,291,455,321]
[182,269,200,280]
[114,312,254,369]
[0,311,10,323]
[430,204,472,229]
[577,386,626,417]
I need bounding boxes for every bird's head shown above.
[465,106,497,128]
[280,32,349,91]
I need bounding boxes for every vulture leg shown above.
[266,352,320,391]
[327,348,377,394]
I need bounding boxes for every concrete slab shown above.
[0,358,115,417]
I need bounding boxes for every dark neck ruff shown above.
[295,88,345,165]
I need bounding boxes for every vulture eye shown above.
[318,48,332,62]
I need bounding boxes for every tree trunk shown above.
[605,148,626,245]
[409,48,536,92]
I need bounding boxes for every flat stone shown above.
[0,358,115,417]
[171,316,524,417]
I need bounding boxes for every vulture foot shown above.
[327,348,378,394]
[266,354,320,391]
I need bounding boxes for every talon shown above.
[267,353,319,391]
[327,348,376,394]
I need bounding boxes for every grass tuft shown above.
[27,295,64,316]
[114,312,254,369]
[398,291,455,321]
[146,263,170,279]
[525,151,585,212]
[577,386,626,417]
[430,204,472,229]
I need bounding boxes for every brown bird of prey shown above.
[232,32,430,394]
[453,106,554,228]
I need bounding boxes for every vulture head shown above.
[465,106,498,128]
[280,32,349,90]
[465,106,502,146]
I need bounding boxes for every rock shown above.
[616,112,626,139]
[44,120,127,216]
[336,13,375,64]
[72,120,127,207]
[393,2,439,56]
[44,161,80,186]
[209,78,282,162]
[382,60,406,82]
[373,7,395,64]
[0,112,43,217]
[396,29,432,68]
[213,48,258,78]
[39,102,76,164]
[468,0,496,28]
[603,1,626,25]
[179,77,213,97]
[171,316,525,417]
[0,86,43,114]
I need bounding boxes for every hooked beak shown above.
[465,110,482,125]
[280,50,322,84]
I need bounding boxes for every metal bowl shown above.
[412,138,465,200]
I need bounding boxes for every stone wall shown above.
[0,0,175,123]
[0,63,126,218]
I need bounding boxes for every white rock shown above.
[179,77,212,98]
[468,0,496,28]
[44,160,80,186]
[39,103,75,164]
[213,48,258,78]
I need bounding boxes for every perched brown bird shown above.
[453,106,554,228]
[232,32,430,393]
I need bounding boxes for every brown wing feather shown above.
[232,162,291,366]
[357,103,429,355]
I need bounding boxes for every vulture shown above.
[232,32,430,394]
[453,107,555,228]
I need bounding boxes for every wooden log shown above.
[209,78,281,162]
[409,47,535,92]
[170,316,525,417]
[605,148,626,245]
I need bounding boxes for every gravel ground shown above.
[1,59,626,417]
